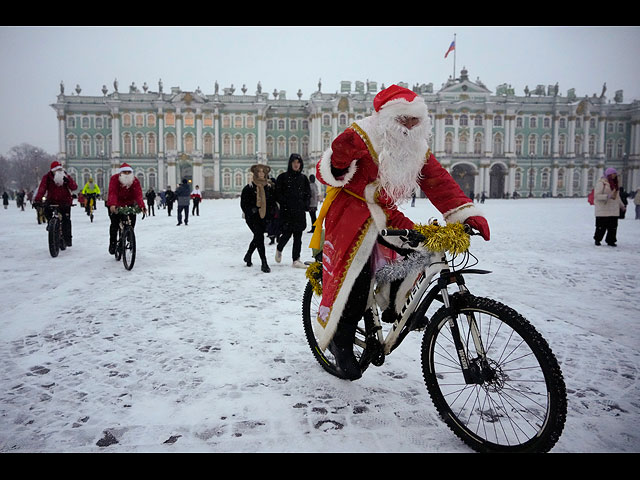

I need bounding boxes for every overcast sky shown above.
[1,25,639,156]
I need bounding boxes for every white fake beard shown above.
[53,169,65,186]
[119,173,134,188]
[374,112,432,205]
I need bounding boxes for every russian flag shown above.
[444,40,455,58]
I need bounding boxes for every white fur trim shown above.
[318,147,358,187]
[364,183,388,230]
[118,166,133,173]
[443,203,483,224]
[318,224,379,351]
[379,96,429,119]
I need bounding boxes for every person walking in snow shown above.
[3,191,9,209]
[307,174,319,233]
[634,187,640,220]
[275,153,311,268]
[593,167,626,246]
[165,186,176,216]
[241,164,276,273]
[175,179,190,226]
[191,185,202,216]
[145,187,156,216]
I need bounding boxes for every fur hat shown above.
[250,164,271,176]
[118,163,133,173]
[50,161,63,171]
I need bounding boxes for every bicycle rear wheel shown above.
[302,281,370,379]
[48,217,60,257]
[122,226,136,270]
[421,293,566,453]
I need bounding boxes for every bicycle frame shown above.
[362,245,491,373]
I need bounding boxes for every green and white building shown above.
[51,69,640,198]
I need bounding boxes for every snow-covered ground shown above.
[1,196,639,453]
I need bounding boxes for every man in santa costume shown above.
[106,163,147,254]
[34,161,78,246]
[312,84,490,379]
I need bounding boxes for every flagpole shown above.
[453,33,456,80]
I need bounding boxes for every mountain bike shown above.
[113,206,144,270]
[302,223,567,453]
[43,204,74,258]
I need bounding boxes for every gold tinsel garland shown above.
[413,222,470,255]
[305,261,323,296]
[304,223,470,296]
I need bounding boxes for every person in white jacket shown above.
[593,168,626,246]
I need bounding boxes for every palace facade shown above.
[50,68,640,199]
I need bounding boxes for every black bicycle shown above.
[302,223,567,453]
[113,206,144,270]
[41,203,74,258]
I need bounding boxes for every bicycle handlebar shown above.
[381,224,479,238]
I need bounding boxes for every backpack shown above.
[587,188,594,205]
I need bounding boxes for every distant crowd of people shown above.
[5,158,638,262]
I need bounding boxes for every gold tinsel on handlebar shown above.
[305,261,323,296]
[413,222,470,255]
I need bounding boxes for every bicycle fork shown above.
[438,267,490,385]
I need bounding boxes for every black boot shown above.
[244,243,256,267]
[328,322,362,380]
[257,245,270,272]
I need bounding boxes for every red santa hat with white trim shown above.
[373,84,429,119]
[118,162,133,173]
[50,161,63,171]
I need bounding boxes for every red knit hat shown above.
[373,84,428,118]
[50,161,62,171]
[118,163,133,173]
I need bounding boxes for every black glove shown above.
[402,230,426,248]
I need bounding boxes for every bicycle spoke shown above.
[422,294,566,452]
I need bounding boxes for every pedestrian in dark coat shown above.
[275,153,311,268]
[145,187,156,216]
[2,191,8,209]
[241,164,276,273]
[307,174,319,233]
[175,179,191,225]
[165,186,176,216]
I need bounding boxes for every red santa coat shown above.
[34,171,78,205]
[107,174,146,210]
[314,117,483,350]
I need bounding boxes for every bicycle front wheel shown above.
[48,217,60,257]
[421,293,567,453]
[122,227,136,270]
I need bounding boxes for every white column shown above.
[57,113,66,157]
[176,108,183,152]
[582,116,590,158]
[484,113,493,157]
[196,109,203,153]
[567,115,576,158]
[552,115,560,158]
[597,115,606,158]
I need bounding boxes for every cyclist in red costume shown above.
[312,84,490,379]
[106,163,147,255]
[34,161,78,246]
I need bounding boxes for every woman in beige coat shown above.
[593,168,626,246]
